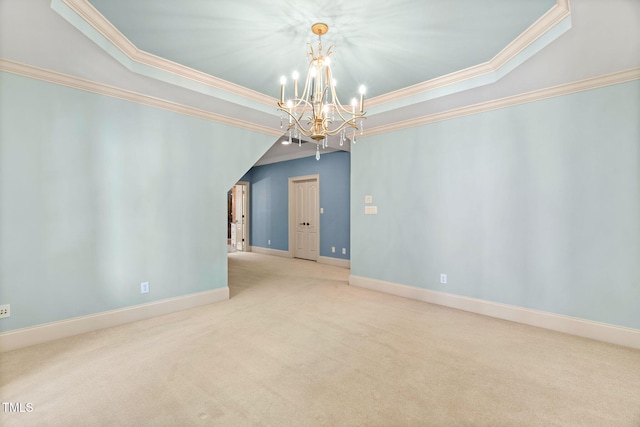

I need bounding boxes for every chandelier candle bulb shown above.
[324,65,330,87]
[359,85,366,113]
[292,71,299,97]
[280,76,286,103]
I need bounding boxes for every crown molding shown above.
[56,0,570,115]
[492,0,570,70]
[59,0,277,109]
[0,59,282,137]
[4,59,635,141]
[366,0,571,109]
[364,67,640,137]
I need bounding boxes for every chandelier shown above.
[278,22,366,160]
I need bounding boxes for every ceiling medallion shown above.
[278,22,366,160]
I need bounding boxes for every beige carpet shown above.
[1,252,639,426]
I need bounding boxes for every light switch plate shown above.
[365,206,377,215]
[365,195,373,204]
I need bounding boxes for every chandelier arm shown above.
[327,83,354,116]
[331,119,357,135]
[278,105,314,137]
[278,101,366,137]
[279,107,365,139]
[277,100,313,124]
[277,65,315,127]
[330,95,365,125]
[329,86,358,117]
[320,84,330,111]
[295,59,319,113]
[279,55,316,113]
[331,103,354,121]
[322,66,350,123]
[288,64,314,111]
[326,45,334,57]
[330,93,366,131]
[278,97,321,137]
[286,113,315,137]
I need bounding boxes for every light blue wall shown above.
[0,72,274,332]
[248,151,351,259]
[352,80,640,329]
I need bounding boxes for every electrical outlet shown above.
[0,304,10,319]
[342,248,347,255]
[268,239,271,245]
[140,282,150,294]
[440,274,447,284]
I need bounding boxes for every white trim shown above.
[254,148,342,167]
[318,256,350,269]
[58,0,276,109]
[4,63,636,142]
[349,275,640,350]
[6,53,637,145]
[57,0,569,112]
[234,181,250,252]
[366,0,571,109]
[492,0,570,72]
[248,246,292,258]
[0,288,229,352]
[288,175,321,261]
[365,67,640,137]
[0,59,282,137]
[247,248,348,268]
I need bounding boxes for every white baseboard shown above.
[249,246,292,258]
[0,287,229,352]
[349,275,640,350]
[248,248,350,269]
[318,256,350,269]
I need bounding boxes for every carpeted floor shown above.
[1,252,639,426]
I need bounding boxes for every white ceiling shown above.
[87,0,556,101]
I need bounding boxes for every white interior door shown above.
[294,179,318,261]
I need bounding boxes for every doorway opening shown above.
[228,181,249,253]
